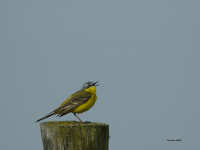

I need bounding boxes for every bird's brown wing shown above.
[54,91,91,117]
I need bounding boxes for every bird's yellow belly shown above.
[72,93,97,113]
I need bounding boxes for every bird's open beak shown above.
[93,81,100,86]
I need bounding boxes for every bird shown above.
[36,81,99,123]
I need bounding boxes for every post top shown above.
[40,120,108,127]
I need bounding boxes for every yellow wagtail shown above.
[36,81,99,123]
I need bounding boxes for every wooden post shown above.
[40,121,109,150]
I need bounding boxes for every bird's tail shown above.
[36,111,55,122]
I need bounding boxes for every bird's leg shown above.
[73,113,84,123]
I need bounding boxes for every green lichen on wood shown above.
[40,121,109,150]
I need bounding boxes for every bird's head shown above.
[81,81,100,89]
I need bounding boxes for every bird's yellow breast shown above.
[72,86,97,114]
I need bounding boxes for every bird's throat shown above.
[85,86,96,93]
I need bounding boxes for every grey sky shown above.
[0,1,200,150]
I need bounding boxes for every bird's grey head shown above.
[81,81,99,89]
